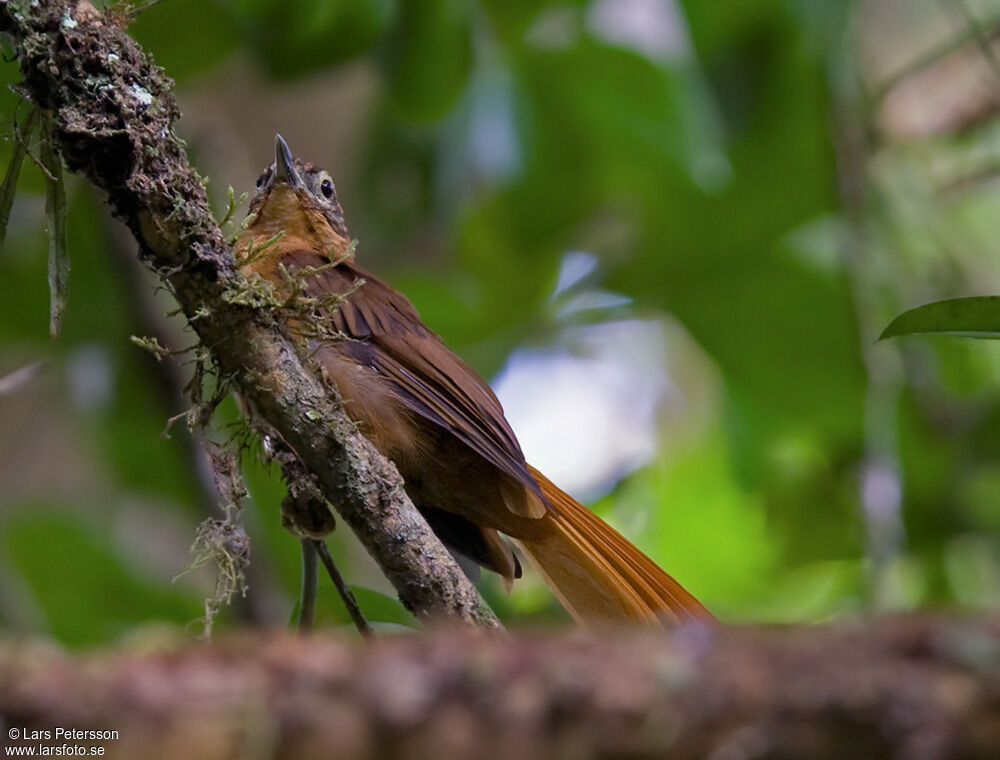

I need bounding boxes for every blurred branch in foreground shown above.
[2,618,999,759]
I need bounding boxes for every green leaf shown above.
[480,0,587,44]
[517,42,718,182]
[1,508,200,646]
[596,431,777,617]
[230,0,396,79]
[881,297,1000,340]
[130,0,240,82]
[380,0,472,121]
[39,125,68,338]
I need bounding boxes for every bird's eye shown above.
[320,178,334,199]
[256,170,270,188]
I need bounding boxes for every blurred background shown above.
[4,0,1000,643]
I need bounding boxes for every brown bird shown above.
[237,135,713,627]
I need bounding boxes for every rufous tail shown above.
[514,466,715,627]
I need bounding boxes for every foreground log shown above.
[2,617,999,759]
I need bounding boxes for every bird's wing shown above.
[287,252,546,517]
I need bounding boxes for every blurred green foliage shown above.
[3,0,1000,644]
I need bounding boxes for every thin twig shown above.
[15,116,57,183]
[315,539,373,640]
[946,0,1000,81]
[0,106,39,253]
[127,0,167,18]
[299,538,318,632]
[38,116,68,337]
[874,9,1000,101]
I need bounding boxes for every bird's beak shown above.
[273,133,301,189]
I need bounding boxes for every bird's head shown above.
[238,134,353,262]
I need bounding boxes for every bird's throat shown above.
[237,185,351,267]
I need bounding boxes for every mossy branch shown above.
[0,0,499,630]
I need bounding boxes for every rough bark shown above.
[0,0,499,629]
[2,618,1000,759]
